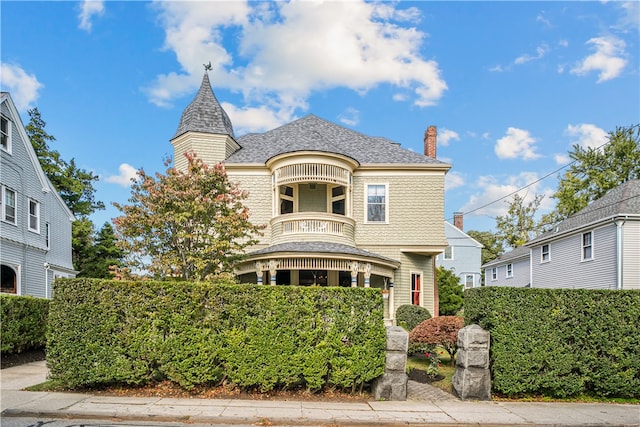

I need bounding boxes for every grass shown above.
[407,347,455,394]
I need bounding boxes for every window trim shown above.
[491,267,497,281]
[365,183,388,224]
[2,186,17,225]
[1,114,11,154]
[541,244,550,263]
[506,263,513,278]
[45,222,50,249]
[28,199,40,233]
[410,271,422,306]
[443,245,453,260]
[582,231,594,261]
[465,274,474,289]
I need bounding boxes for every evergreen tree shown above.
[437,266,464,316]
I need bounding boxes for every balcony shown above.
[271,212,356,246]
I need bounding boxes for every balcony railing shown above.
[270,212,356,246]
[274,163,350,186]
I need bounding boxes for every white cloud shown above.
[438,128,460,147]
[78,0,105,32]
[459,173,554,218]
[613,2,640,33]
[570,36,627,82]
[554,153,570,165]
[105,163,138,187]
[488,65,504,73]
[147,1,447,120]
[338,108,360,126]
[495,127,541,160]
[445,171,465,191]
[0,63,43,111]
[514,44,549,65]
[565,123,608,150]
[222,102,286,134]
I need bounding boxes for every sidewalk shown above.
[1,361,638,426]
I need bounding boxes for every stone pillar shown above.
[452,324,491,400]
[373,326,408,401]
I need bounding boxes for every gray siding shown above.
[1,94,75,298]
[437,222,482,288]
[485,257,530,288]
[623,221,640,289]
[531,224,617,289]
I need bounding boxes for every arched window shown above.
[1,265,17,294]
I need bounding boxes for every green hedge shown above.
[396,304,431,333]
[47,279,386,392]
[0,294,49,353]
[465,287,640,398]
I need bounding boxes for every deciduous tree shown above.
[495,193,544,248]
[113,153,264,281]
[543,125,640,226]
[409,316,464,365]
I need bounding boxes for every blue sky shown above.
[2,1,638,233]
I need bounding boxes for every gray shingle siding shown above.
[437,222,483,287]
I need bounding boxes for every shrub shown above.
[396,304,431,332]
[47,278,386,392]
[409,316,464,365]
[465,287,640,398]
[0,294,49,353]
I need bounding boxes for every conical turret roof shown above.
[172,73,235,140]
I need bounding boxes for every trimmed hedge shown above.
[396,304,431,332]
[0,294,49,353]
[465,287,640,398]
[47,279,386,392]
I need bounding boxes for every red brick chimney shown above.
[424,125,437,158]
[453,212,463,231]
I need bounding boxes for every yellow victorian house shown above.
[171,72,450,323]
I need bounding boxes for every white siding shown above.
[485,258,530,288]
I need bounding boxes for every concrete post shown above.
[373,326,408,401]
[452,324,491,400]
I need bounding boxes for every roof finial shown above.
[203,61,212,71]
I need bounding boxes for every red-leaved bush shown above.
[409,316,464,365]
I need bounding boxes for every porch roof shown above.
[246,242,400,266]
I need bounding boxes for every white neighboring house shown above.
[1,92,76,298]
[436,213,483,289]
[482,180,640,290]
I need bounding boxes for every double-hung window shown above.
[2,187,16,224]
[491,268,497,281]
[28,199,40,232]
[465,274,474,289]
[541,244,550,263]
[506,263,513,278]
[411,272,421,305]
[1,115,10,153]
[366,184,387,223]
[582,231,593,260]
[443,246,453,260]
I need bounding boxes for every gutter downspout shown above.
[44,262,50,298]
[614,217,627,290]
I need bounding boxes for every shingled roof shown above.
[529,179,640,245]
[172,73,235,140]
[227,114,450,166]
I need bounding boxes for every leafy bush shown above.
[0,294,49,353]
[436,267,464,315]
[409,316,464,365]
[465,287,640,398]
[47,278,385,392]
[396,304,431,332]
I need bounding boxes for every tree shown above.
[75,222,124,278]
[113,153,264,281]
[26,108,106,276]
[437,266,464,316]
[495,193,544,249]
[466,230,504,285]
[543,125,640,226]
[409,316,464,365]
[26,108,104,217]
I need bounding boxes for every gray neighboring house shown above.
[1,92,76,298]
[436,213,483,289]
[527,179,639,290]
[482,180,640,290]
[482,245,530,288]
